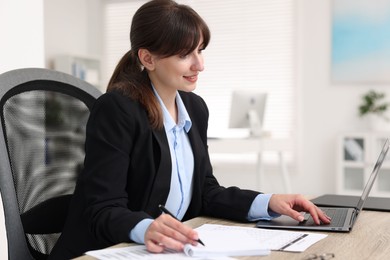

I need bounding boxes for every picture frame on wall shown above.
[331,0,390,83]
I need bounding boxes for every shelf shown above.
[53,55,101,89]
[338,132,390,196]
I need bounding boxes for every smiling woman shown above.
[47,1,328,259]
[103,0,296,141]
[105,0,210,129]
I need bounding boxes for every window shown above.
[103,0,296,141]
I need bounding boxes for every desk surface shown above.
[74,210,390,260]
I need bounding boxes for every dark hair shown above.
[107,0,210,129]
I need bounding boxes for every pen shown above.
[158,204,205,246]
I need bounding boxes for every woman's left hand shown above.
[268,194,331,225]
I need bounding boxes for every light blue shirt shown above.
[161,93,194,220]
[130,89,276,244]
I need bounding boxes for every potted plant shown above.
[358,90,390,130]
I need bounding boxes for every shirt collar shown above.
[152,85,192,133]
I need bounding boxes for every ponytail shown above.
[107,50,163,129]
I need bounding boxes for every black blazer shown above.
[49,90,260,259]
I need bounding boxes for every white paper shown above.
[196,224,327,252]
[85,223,326,259]
[183,228,270,257]
[85,245,234,260]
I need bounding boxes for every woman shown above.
[49,0,330,259]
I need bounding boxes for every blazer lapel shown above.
[144,128,172,216]
[183,122,204,219]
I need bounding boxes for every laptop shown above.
[256,138,390,232]
[310,194,390,212]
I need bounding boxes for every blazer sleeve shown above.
[80,92,152,244]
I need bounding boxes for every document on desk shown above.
[196,224,327,252]
[184,224,270,257]
[85,223,270,259]
[85,245,235,259]
[85,224,325,259]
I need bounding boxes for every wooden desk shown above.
[74,210,390,259]
[208,137,292,193]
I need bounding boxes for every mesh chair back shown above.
[0,68,101,259]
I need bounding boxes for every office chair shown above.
[0,68,102,259]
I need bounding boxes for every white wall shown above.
[44,0,103,69]
[0,0,102,257]
[295,0,341,195]
[44,0,104,92]
[213,0,390,197]
[0,0,45,72]
[0,0,45,258]
[294,0,390,195]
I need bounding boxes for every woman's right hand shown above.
[144,214,200,253]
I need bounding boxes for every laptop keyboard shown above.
[303,207,350,227]
[319,208,349,227]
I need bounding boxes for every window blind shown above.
[103,0,296,140]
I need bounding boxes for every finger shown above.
[293,197,326,225]
[294,199,321,225]
[317,209,332,224]
[145,226,185,252]
[147,214,199,251]
[159,214,199,243]
[306,205,332,225]
[284,207,305,222]
[145,239,165,253]
[308,208,321,225]
[157,234,186,251]
[160,225,194,246]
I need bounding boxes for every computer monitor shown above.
[228,90,267,137]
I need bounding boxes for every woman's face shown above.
[148,37,205,95]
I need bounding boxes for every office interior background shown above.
[1,0,390,258]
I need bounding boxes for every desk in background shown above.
[75,210,390,260]
[207,137,292,193]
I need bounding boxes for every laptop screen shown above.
[356,139,390,211]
